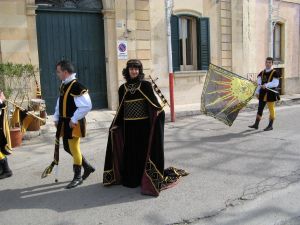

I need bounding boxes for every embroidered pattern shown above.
[126,83,140,94]
[124,99,149,120]
[145,160,164,192]
[103,170,115,185]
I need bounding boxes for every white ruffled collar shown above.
[63,73,76,84]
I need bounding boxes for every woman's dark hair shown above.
[56,60,75,74]
[122,59,145,82]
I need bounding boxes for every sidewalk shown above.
[36,93,300,135]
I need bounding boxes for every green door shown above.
[36,8,107,114]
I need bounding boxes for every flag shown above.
[201,64,257,126]
[0,105,12,155]
[19,110,34,133]
[10,106,33,133]
[10,107,20,127]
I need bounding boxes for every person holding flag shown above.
[0,91,13,179]
[249,57,280,131]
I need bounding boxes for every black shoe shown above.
[248,124,259,129]
[0,157,13,179]
[264,120,274,131]
[248,118,260,129]
[66,165,83,189]
[82,157,95,180]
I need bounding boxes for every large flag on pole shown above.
[201,64,257,126]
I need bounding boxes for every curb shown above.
[165,97,300,121]
[23,97,300,140]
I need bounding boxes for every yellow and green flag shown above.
[10,106,34,133]
[0,104,12,155]
[201,64,257,126]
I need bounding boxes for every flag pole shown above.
[165,0,175,122]
[5,99,46,122]
[266,87,279,94]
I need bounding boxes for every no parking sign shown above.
[117,40,128,60]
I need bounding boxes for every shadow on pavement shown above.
[0,181,152,213]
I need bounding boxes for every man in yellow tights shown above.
[0,91,13,179]
[53,60,94,189]
[249,57,280,131]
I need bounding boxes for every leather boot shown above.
[264,119,274,131]
[66,165,83,189]
[82,157,95,180]
[0,157,13,179]
[249,117,260,129]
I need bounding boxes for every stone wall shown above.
[0,0,38,65]
[0,0,39,100]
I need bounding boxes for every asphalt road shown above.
[1,102,300,225]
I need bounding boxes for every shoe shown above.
[66,165,83,189]
[248,118,260,129]
[0,157,13,179]
[264,120,274,131]
[82,157,95,180]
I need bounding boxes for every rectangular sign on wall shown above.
[117,40,128,60]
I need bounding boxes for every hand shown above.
[255,94,259,99]
[110,125,118,131]
[0,91,5,102]
[69,121,77,128]
[261,85,266,89]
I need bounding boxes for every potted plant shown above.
[0,63,24,147]
[0,62,46,144]
[9,119,23,148]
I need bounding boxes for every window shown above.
[171,15,210,72]
[273,23,282,62]
[179,16,197,70]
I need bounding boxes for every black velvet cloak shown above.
[103,80,187,196]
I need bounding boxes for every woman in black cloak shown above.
[103,59,187,196]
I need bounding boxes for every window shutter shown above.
[171,15,180,72]
[197,17,210,70]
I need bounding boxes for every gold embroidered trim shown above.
[62,80,77,117]
[144,159,164,193]
[124,98,149,120]
[124,117,149,121]
[70,89,88,97]
[103,169,115,185]
[111,86,127,127]
[124,98,144,103]
[138,88,163,109]
[262,70,276,102]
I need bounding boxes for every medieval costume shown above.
[103,59,188,196]
[249,68,280,131]
[53,73,95,189]
[0,100,13,179]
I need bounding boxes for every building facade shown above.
[0,0,299,113]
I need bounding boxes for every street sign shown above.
[117,40,128,60]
